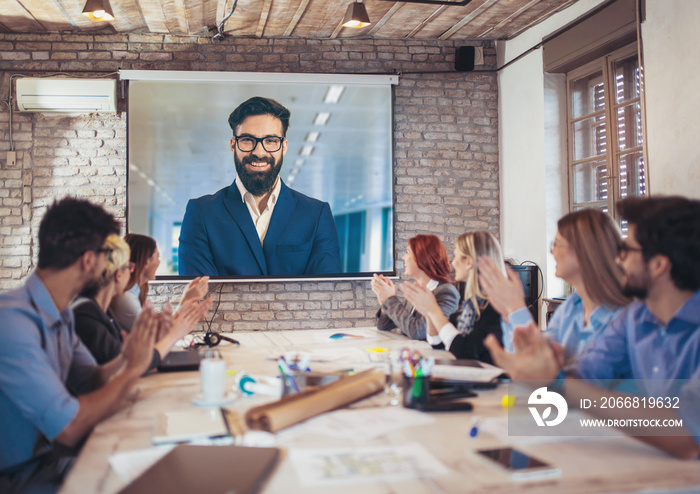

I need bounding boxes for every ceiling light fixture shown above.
[305,132,320,143]
[313,112,331,126]
[82,0,115,21]
[342,1,371,29]
[324,85,345,104]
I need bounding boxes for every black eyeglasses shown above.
[94,247,113,256]
[94,246,114,261]
[233,135,284,153]
[618,242,643,259]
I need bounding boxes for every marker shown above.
[278,357,300,393]
[469,418,481,438]
[501,394,516,407]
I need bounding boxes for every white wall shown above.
[497,0,607,313]
[642,0,700,199]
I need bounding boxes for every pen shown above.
[469,418,481,438]
[277,357,300,392]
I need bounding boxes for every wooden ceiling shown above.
[1,0,579,40]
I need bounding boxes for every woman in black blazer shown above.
[402,231,506,364]
[73,234,210,368]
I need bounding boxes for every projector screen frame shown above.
[121,69,399,283]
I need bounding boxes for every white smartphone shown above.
[476,447,561,480]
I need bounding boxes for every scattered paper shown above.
[289,442,450,487]
[479,411,622,446]
[109,445,175,482]
[431,363,503,383]
[277,407,435,443]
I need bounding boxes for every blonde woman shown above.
[110,233,208,331]
[402,231,507,363]
[480,208,630,360]
[73,234,211,367]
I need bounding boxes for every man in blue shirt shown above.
[0,198,159,493]
[485,196,700,459]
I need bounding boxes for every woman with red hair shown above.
[372,234,460,340]
[402,230,507,362]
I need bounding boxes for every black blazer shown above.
[73,298,161,370]
[432,303,503,364]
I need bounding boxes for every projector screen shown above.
[122,70,397,281]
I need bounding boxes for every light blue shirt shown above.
[571,291,700,444]
[503,292,623,360]
[0,272,99,472]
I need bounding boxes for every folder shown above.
[245,368,384,432]
[117,444,279,494]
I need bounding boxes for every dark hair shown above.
[557,209,630,308]
[408,234,452,284]
[618,195,700,291]
[228,96,291,136]
[124,233,157,290]
[37,197,120,270]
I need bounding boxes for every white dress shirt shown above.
[235,177,282,245]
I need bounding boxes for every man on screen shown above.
[178,96,342,276]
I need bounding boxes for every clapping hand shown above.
[121,302,158,377]
[484,321,564,380]
[180,276,210,306]
[401,281,440,317]
[371,274,397,305]
[478,256,526,319]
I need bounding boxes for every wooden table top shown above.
[59,328,700,494]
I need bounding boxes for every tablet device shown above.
[476,447,561,480]
[157,350,202,372]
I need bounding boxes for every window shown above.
[566,43,646,219]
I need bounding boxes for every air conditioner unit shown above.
[16,78,117,113]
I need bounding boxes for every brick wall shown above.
[0,33,499,331]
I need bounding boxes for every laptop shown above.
[157,350,202,372]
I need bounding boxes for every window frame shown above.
[565,42,647,220]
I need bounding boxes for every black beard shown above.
[622,283,648,299]
[80,274,103,299]
[234,153,283,196]
[621,270,651,299]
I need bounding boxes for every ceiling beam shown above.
[475,0,539,38]
[367,2,404,37]
[438,0,498,40]
[256,0,273,37]
[405,5,447,39]
[283,0,311,37]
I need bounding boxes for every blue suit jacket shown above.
[178,180,342,276]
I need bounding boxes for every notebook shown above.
[431,359,504,384]
[118,444,280,494]
[152,408,230,445]
[157,350,202,372]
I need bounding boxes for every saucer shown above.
[192,392,236,408]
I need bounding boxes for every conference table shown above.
[59,328,700,494]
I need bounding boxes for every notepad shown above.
[431,359,504,383]
[152,408,230,445]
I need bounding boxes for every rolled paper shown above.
[244,368,385,432]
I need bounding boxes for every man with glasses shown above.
[485,195,700,459]
[178,96,342,276]
[0,198,159,493]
